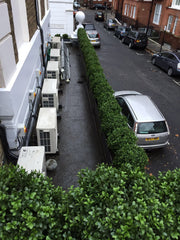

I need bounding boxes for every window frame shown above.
[153,4,162,25]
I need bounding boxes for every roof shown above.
[124,95,165,122]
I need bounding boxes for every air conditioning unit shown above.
[46,61,59,84]
[36,107,58,154]
[52,36,61,49]
[41,78,59,111]
[50,48,61,67]
[17,146,46,176]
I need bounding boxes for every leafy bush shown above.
[78,28,147,169]
[0,164,64,240]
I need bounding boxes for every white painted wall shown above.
[0,9,51,148]
[49,0,73,36]
[0,3,16,88]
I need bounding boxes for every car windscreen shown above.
[138,33,147,40]
[88,33,98,38]
[85,25,95,30]
[137,121,167,134]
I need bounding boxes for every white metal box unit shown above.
[36,108,58,154]
[41,78,59,110]
[50,48,61,67]
[51,36,61,49]
[17,146,46,175]
[46,61,59,83]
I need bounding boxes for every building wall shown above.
[114,0,180,50]
[0,0,50,148]
[122,0,152,28]
[49,0,74,37]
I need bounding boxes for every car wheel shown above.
[128,42,133,49]
[167,67,173,76]
[152,57,156,65]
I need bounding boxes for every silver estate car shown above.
[114,91,170,149]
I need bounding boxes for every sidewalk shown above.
[47,45,104,190]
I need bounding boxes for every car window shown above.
[87,33,98,38]
[166,54,177,61]
[161,52,171,58]
[129,31,136,38]
[138,33,147,40]
[137,121,168,134]
[116,97,134,128]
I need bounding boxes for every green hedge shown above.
[78,28,148,170]
[0,164,179,239]
[0,28,179,240]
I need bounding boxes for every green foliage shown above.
[0,27,179,240]
[78,27,147,169]
[0,164,65,240]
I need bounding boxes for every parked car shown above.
[114,26,131,39]
[94,11,104,21]
[73,2,80,8]
[122,30,148,49]
[83,23,96,31]
[104,18,117,30]
[151,51,180,76]
[114,91,170,150]
[86,30,101,48]
[93,4,105,10]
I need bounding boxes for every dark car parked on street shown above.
[93,4,105,10]
[151,51,180,76]
[94,11,104,21]
[122,30,148,49]
[114,26,131,39]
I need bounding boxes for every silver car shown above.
[104,18,117,30]
[86,30,101,48]
[114,91,170,150]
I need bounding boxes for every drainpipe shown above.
[23,0,46,146]
[146,0,154,35]
[0,124,18,164]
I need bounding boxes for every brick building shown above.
[113,0,180,50]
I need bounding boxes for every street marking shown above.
[172,79,180,87]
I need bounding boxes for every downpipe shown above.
[0,124,18,164]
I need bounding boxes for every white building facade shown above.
[49,0,74,36]
[0,0,50,149]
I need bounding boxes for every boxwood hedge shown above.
[0,29,179,240]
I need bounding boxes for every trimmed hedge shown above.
[0,164,179,239]
[78,28,148,170]
[0,28,179,240]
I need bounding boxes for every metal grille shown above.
[47,71,56,78]
[39,130,51,152]
[51,56,59,61]
[42,94,54,107]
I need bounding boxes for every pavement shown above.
[47,20,170,190]
[47,44,104,190]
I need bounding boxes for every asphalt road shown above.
[84,9,180,176]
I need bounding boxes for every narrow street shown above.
[84,9,180,175]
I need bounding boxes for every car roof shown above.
[160,51,180,60]
[114,91,165,122]
[86,30,98,34]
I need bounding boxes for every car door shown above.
[116,97,134,129]
[158,52,171,71]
